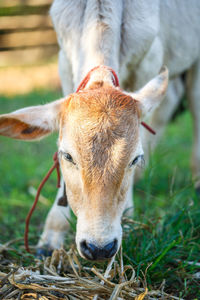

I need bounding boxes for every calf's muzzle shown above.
[80,239,118,260]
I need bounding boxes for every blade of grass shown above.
[150,236,181,271]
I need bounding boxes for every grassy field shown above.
[0,90,199,299]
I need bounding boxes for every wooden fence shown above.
[0,0,59,67]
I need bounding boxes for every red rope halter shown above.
[76,65,119,92]
[24,65,155,253]
[24,152,60,253]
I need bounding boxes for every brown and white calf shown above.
[0,0,200,260]
[0,66,168,260]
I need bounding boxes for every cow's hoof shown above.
[36,246,53,259]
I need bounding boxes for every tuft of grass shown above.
[122,208,200,298]
[0,90,199,298]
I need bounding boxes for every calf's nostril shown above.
[104,239,118,258]
[80,240,95,260]
[80,239,118,260]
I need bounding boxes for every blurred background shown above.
[0,0,61,95]
[0,0,63,243]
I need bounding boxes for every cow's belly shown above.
[163,40,200,77]
[160,0,200,76]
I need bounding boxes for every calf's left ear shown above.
[130,66,168,118]
[0,98,65,141]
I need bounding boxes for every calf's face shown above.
[0,67,168,260]
[59,88,143,259]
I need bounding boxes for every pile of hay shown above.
[0,240,180,300]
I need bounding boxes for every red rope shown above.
[24,152,60,253]
[76,65,119,92]
[24,65,155,253]
[141,121,156,135]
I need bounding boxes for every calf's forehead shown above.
[60,88,140,163]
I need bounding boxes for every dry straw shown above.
[0,239,182,299]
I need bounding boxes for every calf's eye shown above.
[60,151,76,165]
[64,153,73,161]
[129,155,144,167]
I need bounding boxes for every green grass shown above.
[0,90,199,299]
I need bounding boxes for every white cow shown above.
[0,0,199,260]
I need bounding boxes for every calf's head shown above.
[0,67,168,260]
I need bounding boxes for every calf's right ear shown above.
[130,66,169,118]
[0,98,66,141]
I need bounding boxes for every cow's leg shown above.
[37,51,73,254]
[37,179,70,253]
[58,50,73,96]
[145,77,184,152]
[135,77,184,181]
[186,60,200,193]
